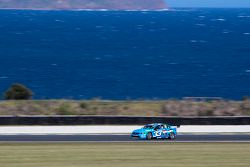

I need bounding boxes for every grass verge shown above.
[0,99,250,116]
[0,143,249,167]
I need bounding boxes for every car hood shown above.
[132,128,152,133]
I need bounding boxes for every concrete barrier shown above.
[0,116,250,125]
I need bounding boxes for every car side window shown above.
[154,125,161,131]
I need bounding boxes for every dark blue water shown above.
[0,9,250,99]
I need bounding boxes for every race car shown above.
[131,123,177,140]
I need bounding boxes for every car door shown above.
[161,125,169,138]
[154,125,163,138]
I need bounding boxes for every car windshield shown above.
[143,125,154,129]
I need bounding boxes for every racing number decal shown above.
[155,131,161,137]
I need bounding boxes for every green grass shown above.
[0,143,250,167]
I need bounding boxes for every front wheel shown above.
[146,133,153,140]
[169,132,176,140]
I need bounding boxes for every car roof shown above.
[146,123,166,127]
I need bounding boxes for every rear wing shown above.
[173,125,181,128]
[167,124,180,128]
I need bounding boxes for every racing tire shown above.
[146,132,153,140]
[169,132,176,140]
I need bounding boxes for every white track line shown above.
[1,125,250,134]
[0,141,250,143]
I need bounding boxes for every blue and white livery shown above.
[131,123,177,140]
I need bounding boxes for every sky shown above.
[166,0,250,8]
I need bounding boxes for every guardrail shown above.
[0,116,250,125]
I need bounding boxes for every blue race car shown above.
[131,123,177,140]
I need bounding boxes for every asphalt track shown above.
[1,134,250,142]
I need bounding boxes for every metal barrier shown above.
[0,116,250,125]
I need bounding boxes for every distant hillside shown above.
[0,0,167,10]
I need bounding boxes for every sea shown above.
[0,8,250,100]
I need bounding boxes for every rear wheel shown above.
[169,132,176,140]
[146,132,153,140]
